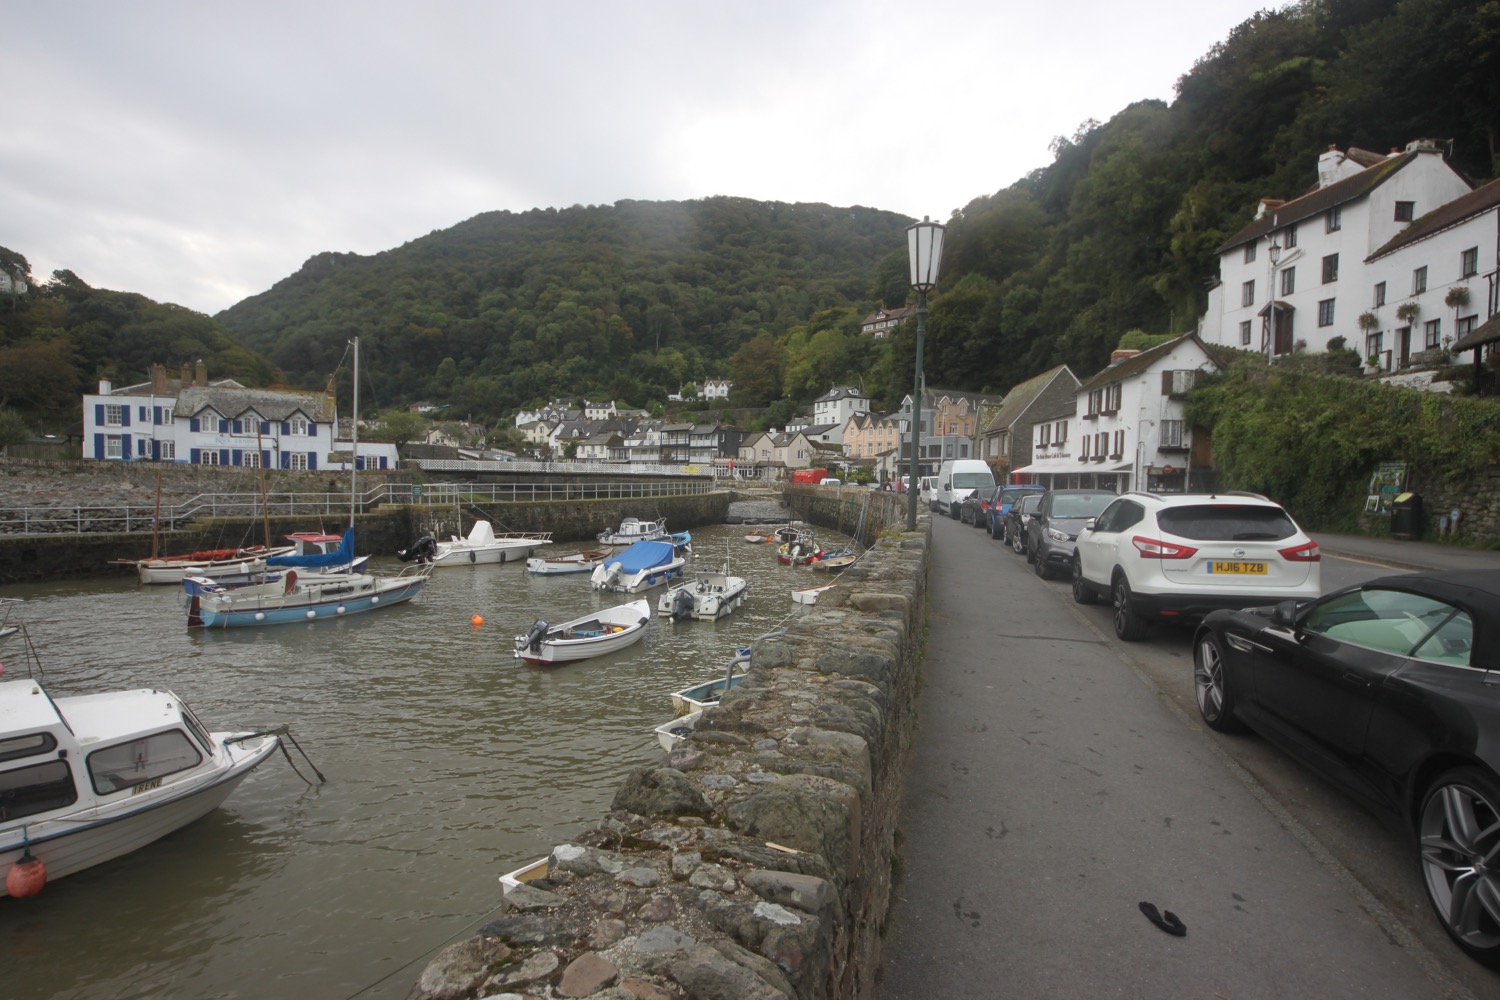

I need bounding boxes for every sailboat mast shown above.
[350,337,359,531]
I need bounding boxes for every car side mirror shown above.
[1270,600,1298,627]
[942,482,950,490]
[1084,517,1097,530]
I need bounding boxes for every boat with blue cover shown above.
[589,539,686,594]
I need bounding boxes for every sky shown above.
[3,1,1274,317]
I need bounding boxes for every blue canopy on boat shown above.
[607,539,675,572]
[267,528,354,569]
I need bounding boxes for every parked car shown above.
[1190,569,1500,966]
[1025,489,1116,580]
[985,484,1048,538]
[1072,491,1321,641]
[1004,491,1045,554]
[933,459,995,518]
[917,476,938,508]
[958,492,988,527]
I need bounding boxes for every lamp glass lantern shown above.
[907,217,946,293]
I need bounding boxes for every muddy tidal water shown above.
[2,523,838,999]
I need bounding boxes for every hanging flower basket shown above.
[1358,311,1378,331]
[1445,286,1471,310]
[1395,302,1421,324]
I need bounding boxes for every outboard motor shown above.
[521,620,548,653]
[397,535,437,563]
[671,588,695,622]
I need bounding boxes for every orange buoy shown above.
[7,849,47,898]
[470,614,484,627]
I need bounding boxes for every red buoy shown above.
[6,849,47,898]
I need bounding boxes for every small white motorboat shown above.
[654,709,703,751]
[525,548,611,575]
[810,546,856,572]
[598,517,669,546]
[670,647,751,716]
[589,540,686,594]
[0,677,283,896]
[513,598,651,664]
[401,521,554,567]
[657,564,749,621]
[792,582,836,605]
[743,532,772,544]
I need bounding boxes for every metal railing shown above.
[0,479,718,536]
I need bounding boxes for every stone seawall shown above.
[408,490,927,1000]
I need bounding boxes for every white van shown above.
[934,459,995,518]
[917,476,937,506]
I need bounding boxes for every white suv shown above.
[1071,491,1321,641]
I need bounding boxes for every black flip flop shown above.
[1139,901,1187,937]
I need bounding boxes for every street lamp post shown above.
[1267,240,1281,364]
[906,217,945,531]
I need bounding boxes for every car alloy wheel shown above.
[1420,767,1500,966]
[1071,559,1098,605]
[1112,577,1149,641]
[1192,631,1244,732]
[1033,549,1050,579]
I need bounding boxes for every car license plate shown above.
[1210,561,1267,575]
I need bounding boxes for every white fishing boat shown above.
[525,548,611,575]
[0,676,283,896]
[598,517,669,546]
[411,521,554,567]
[654,709,703,751]
[513,598,651,664]
[181,531,370,598]
[589,539,686,594]
[792,582,836,605]
[670,647,751,715]
[657,563,748,621]
[184,337,432,628]
[133,544,292,586]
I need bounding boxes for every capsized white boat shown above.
[792,582,836,605]
[598,516,669,546]
[657,564,748,621]
[513,598,651,664]
[499,855,552,895]
[654,709,703,752]
[401,521,554,567]
[589,540,686,594]
[0,677,284,896]
[525,548,611,575]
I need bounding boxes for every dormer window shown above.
[289,416,309,436]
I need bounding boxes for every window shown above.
[289,416,309,436]
[88,730,203,795]
[104,404,124,427]
[1394,201,1414,222]
[289,453,308,471]
[1080,436,1090,459]
[1425,319,1441,349]
[1459,315,1478,337]
[1038,423,1051,446]
[1322,253,1339,284]
[1462,247,1479,278]
[159,441,175,461]
[1303,588,1472,665]
[199,449,220,466]
[1326,206,1342,232]
[1162,370,1198,396]
[1280,267,1295,296]
[1413,266,1427,294]
[0,759,77,819]
[1239,320,1252,346]
[1093,499,1146,534]
[1160,420,1184,447]
[1318,299,1336,327]
[1112,430,1124,458]
[1242,280,1255,307]
[1374,281,1386,307]
[1367,332,1384,358]
[1243,243,1257,264]
[1054,421,1067,443]
[1283,224,1298,248]
[243,450,261,468]
[105,435,123,459]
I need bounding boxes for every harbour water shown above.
[1,521,844,1000]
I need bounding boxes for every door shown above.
[1273,308,1293,356]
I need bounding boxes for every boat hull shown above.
[137,550,291,585]
[513,599,650,663]
[657,575,748,620]
[525,551,608,575]
[0,733,278,894]
[431,537,552,567]
[191,572,429,628]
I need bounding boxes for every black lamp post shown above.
[1267,240,1281,363]
[906,216,945,531]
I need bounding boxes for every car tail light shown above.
[1279,540,1321,562]
[1131,535,1198,559]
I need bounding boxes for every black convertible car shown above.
[1192,569,1500,965]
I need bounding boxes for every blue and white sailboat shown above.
[186,338,432,628]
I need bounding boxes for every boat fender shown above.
[523,620,548,652]
[6,845,46,898]
[284,570,298,596]
[469,550,477,563]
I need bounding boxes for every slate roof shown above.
[173,385,333,422]
[982,365,1078,434]
[1217,151,1419,254]
[1075,334,1218,393]
[815,386,868,403]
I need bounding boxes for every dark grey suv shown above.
[1026,489,1116,579]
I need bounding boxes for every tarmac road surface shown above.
[876,516,1481,999]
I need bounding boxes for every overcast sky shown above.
[4,1,1272,316]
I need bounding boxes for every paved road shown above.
[877,517,1496,1000]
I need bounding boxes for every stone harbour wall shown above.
[408,497,928,1000]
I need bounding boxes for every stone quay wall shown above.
[409,489,927,1000]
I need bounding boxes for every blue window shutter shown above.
[138,406,146,421]
[190,417,200,433]
[281,422,290,436]
[262,450,271,468]
[121,407,130,427]
[280,451,289,470]
[308,421,317,434]
[94,434,104,459]
[219,420,228,433]
[379,457,388,470]
[308,452,318,471]
[220,449,230,466]
[232,419,242,434]
[231,449,242,466]
[261,421,270,435]
[152,440,160,461]
[94,404,104,425]
[190,448,201,464]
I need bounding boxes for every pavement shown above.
[874,518,1494,1000]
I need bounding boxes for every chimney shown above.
[181,362,192,385]
[1110,349,1141,366]
[1317,145,1344,189]
[150,363,168,394]
[98,378,112,395]
[195,359,207,386]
